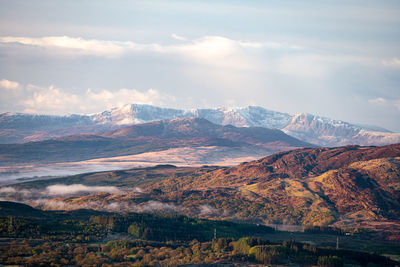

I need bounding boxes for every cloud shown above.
[45,184,121,195]
[369,97,386,104]
[171,33,187,41]
[0,79,19,90]
[0,35,263,56]
[137,200,182,213]
[368,97,400,112]
[85,87,167,110]
[0,187,16,193]
[171,36,261,70]
[199,204,218,215]
[382,58,400,68]
[0,187,35,197]
[1,35,398,131]
[8,82,173,115]
[32,199,127,211]
[0,35,295,71]
[0,184,122,198]
[30,198,188,214]
[0,36,135,58]
[0,186,224,216]
[34,199,86,210]
[131,187,143,193]
[23,85,80,113]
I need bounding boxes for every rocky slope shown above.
[1,104,398,146]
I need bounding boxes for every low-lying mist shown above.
[0,184,123,197]
[46,184,122,195]
[0,184,224,218]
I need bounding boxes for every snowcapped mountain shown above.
[90,104,399,146]
[0,112,93,130]
[281,113,398,146]
[0,112,112,143]
[1,104,399,146]
[91,104,292,129]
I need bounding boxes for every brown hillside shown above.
[147,144,400,226]
[15,144,400,232]
[206,144,400,187]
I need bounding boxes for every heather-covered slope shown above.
[154,144,400,226]
[204,143,400,186]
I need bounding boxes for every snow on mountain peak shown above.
[90,105,399,147]
[0,103,398,146]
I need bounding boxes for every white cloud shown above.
[0,35,296,70]
[382,57,400,68]
[0,185,122,198]
[369,97,386,104]
[199,204,218,215]
[17,83,173,114]
[86,87,166,110]
[169,36,266,70]
[138,200,179,213]
[23,85,80,113]
[46,184,121,195]
[368,98,400,112]
[0,79,19,90]
[0,35,163,58]
[171,33,187,41]
[0,187,16,193]
[0,36,135,58]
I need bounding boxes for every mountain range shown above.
[1,104,399,146]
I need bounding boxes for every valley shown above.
[0,117,313,181]
[0,146,265,182]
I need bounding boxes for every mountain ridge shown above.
[1,104,399,146]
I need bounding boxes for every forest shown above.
[0,201,398,266]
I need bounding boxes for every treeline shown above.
[0,216,108,242]
[0,206,273,243]
[91,213,274,242]
[0,237,396,266]
[233,237,394,266]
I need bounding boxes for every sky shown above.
[0,0,399,131]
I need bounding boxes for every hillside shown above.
[0,201,48,217]
[4,144,399,237]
